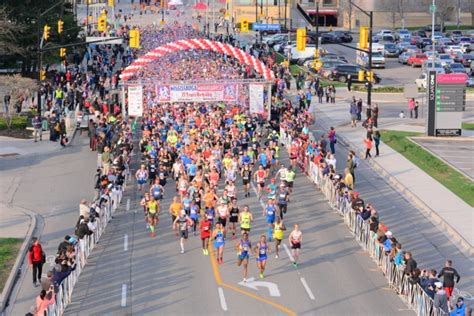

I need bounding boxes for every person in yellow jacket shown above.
[273,217,286,258]
[344,168,354,190]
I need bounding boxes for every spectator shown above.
[450,297,466,316]
[28,237,45,287]
[414,101,419,119]
[346,153,355,184]
[373,128,381,157]
[35,288,55,316]
[408,98,415,118]
[409,268,421,285]
[79,199,90,219]
[434,282,449,313]
[437,259,461,300]
[41,271,54,292]
[356,98,363,121]
[394,244,405,268]
[347,74,352,91]
[403,252,417,276]
[52,263,74,289]
[343,168,353,190]
[328,127,336,154]
[420,269,439,299]
[363,136,373,159]
[350,100,358,128]
[372,103,379,127]
[57,235,72,255]
[351,192,364,210]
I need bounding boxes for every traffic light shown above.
[43,25,51,41]
[57,20,64,34]
[39,70,46,81]
[59,48,66,58]
[358,70,365,81]
[296,28,306,52]
[359,26,369,49]
[240,19,249,33]
[108,0,114,7]
[129,29,140,48]
[98,15,107,32]
[367,71,374,83]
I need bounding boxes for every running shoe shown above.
[243,278,247,283]
[259,273,264,279]
[202,249,206,255]
[204,249,209,255]
[180,250,184,254]
[293,262,298,268]
[275,255,279,259]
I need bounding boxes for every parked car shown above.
[423,45,444,54]
[460,43,472,53]
[407,53,428,67]
[333,31,353,43]
[384,43,399,57]
[419,38,433,48]
[437,53,454,67]
[263,33,290,47]
[398,51,413,64]
[444,45,463,56]
[410,36,422,46]
[446,63,467,73]
[412,29,427,38]
[307,59,346,73]
[424,24,446,32]
[377,29,394,39]
[328,64,381,83]
[421,60,445,74]
[397,29,411,41]
[453,52,474,67]
[320,32,342,44]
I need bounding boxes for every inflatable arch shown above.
[120,38,275,81]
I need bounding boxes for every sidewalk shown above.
[314,99,474,251]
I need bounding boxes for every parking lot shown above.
[412,138,474,179]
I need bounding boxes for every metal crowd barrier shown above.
[279,128,448,316]
[46,182,126,315]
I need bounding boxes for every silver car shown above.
[398,52,412,64]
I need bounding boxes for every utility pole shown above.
[284,0,287,29]
[367,11,373,107]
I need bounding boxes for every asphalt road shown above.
[3,133,97,316]
[64,149,412,316]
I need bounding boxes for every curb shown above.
[0,204,38,313]
[314,109,474,258]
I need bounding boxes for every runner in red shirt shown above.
[254,165,267,199]
[200,217,212,255]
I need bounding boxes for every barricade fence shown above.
[46,181,127,315]
[280,128,448,316]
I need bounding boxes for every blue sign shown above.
[252,24,281,31]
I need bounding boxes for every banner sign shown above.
[249,84,264,114]
[127,85,143,117]
[155,84,238,103]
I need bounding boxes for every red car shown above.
[407,53,428,67]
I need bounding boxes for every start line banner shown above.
[155,84,239,103]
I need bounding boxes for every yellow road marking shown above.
[208,246,297,316]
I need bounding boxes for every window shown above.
[322,0,336,6]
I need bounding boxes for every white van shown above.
[356,43,385,68]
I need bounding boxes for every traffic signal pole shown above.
[367,11,373,107]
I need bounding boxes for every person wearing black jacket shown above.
[57,235,71,255]
[404,252,417,276]
[437,260,460,299]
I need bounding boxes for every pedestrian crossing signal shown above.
[296,28,306,52]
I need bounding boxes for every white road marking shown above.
[126,198,130,211]
[300,278,315,300]
[238,277,281,297]
[124,234,128,251]
[121,284,127,307]
[283,244,295,262]
[218,287,228,311]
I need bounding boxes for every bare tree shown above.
[398,0,406,29]
[338,0,354,31]
[436,1,454,30]
[0,6,24,56]
[0,75,37,129]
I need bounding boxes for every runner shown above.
[169,196,183,230]
[289,224,302,268]
[241,164,252,197]
[254,165,267,199]
[173,210,193,254]
[254,235,271,279]
[273,217,286,258]
[147,196,160,237]
[277,184,290,219]
[150,179,164,201]
[262,198,277,241]
[200,215,212,255]
[135,164,149,192]
[236,232,253,282]
[239,205,253,234]
[189,200,200,236]
[228,199,240,239]
[140,193,151,230]
[285,166,296,195]
[213,222,226,264]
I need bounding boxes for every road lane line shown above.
[300,278,315,300]
[126,198,130,211]
[209,244,296,315]
[218,287,228,311]
[283,244,295,262]
[121,284,127,307]
[124,234,128,251]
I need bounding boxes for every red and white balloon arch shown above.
[120,38,275,81]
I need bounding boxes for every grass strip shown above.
[0,238,23,292]
[381,130,474,206]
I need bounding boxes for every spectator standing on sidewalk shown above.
[344,168,354,190]
[372,103,379,127]
[328,127,336,154]
[330,85,336,103]
[356,98,363,121]
[347,74,352,91]
[350,100,358,128]
[414,101,419,119]
[363,136,373,159]
[437,259,461,301]
[373,128,381,157]
[408,98,415,118]
[32,114,42,142]
[28,237,45,287]
[35,288,55,316]
[317,85,324,103]
[403,252,417,276]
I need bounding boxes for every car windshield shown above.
[372,51,383,57]
[451,64,463,68]
[439,55,451,60]
[425,62,442,68]
[385,44,396,49]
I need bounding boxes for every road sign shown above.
[430,4,436,13]
[86,36,123,45]
[435,73,466,112]
[252,23,281,31]
[238,277,281,297]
